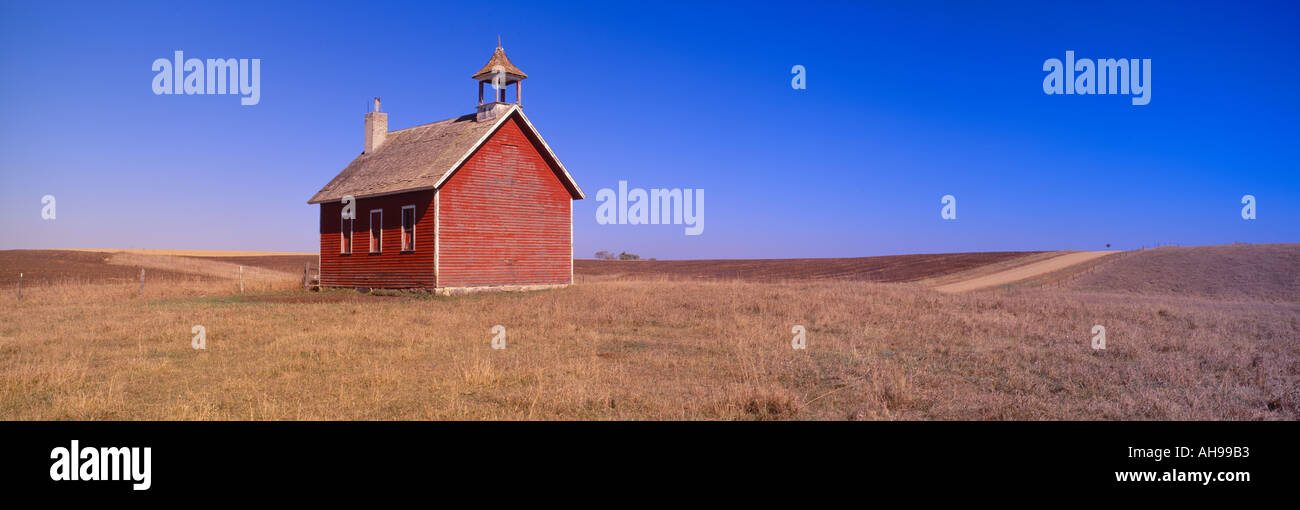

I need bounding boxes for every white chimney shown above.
[364,97,387,153]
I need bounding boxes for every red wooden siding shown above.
[319,189,437,288]
[437,116,573,287]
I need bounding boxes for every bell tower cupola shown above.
[473,38,527,121]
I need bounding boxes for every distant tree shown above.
[595,250,645,260]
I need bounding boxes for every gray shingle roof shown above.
[307,112,498,204]
[309,106,584,204]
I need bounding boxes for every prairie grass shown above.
[1069,244,1300,302]
[2,271,1295,420]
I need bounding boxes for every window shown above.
[369,209,382,253]
[340,217,353,254]
[401,205,416,252]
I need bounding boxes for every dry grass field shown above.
[1,245,1296,420]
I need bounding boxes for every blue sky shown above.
[1,0,1296,259]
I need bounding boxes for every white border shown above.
[434,189,441,282]
[369,208,383,253]
[340,216,353,255]
[569,199,574,284]
[401,204,416,252]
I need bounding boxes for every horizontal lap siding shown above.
[439,117,572,288]
[318,190,436,288]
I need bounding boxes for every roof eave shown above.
[309,105,583,206]
[307,185,438,205]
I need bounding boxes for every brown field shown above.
[1,245,1296,420]
[0,250,213,286]
[574,251,1041,283]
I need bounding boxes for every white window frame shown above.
[401,205,416,252]
[369,209,383,253]
[340,216,353,255]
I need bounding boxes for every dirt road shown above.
[932,251,1118,293]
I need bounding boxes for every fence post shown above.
[16,273,21,301]
[302,263,309,291]
[139,268,145,296]
[239,265,245,294]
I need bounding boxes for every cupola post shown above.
[472,40,528,121]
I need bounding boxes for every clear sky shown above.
[1,0,1296,259]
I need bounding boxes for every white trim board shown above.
[401,204,416,252]
[434,189,440,283]
[340,216,354,255]
[369,208,383,253]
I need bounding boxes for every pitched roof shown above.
[471,45,528,81]
[308,105,583,204]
